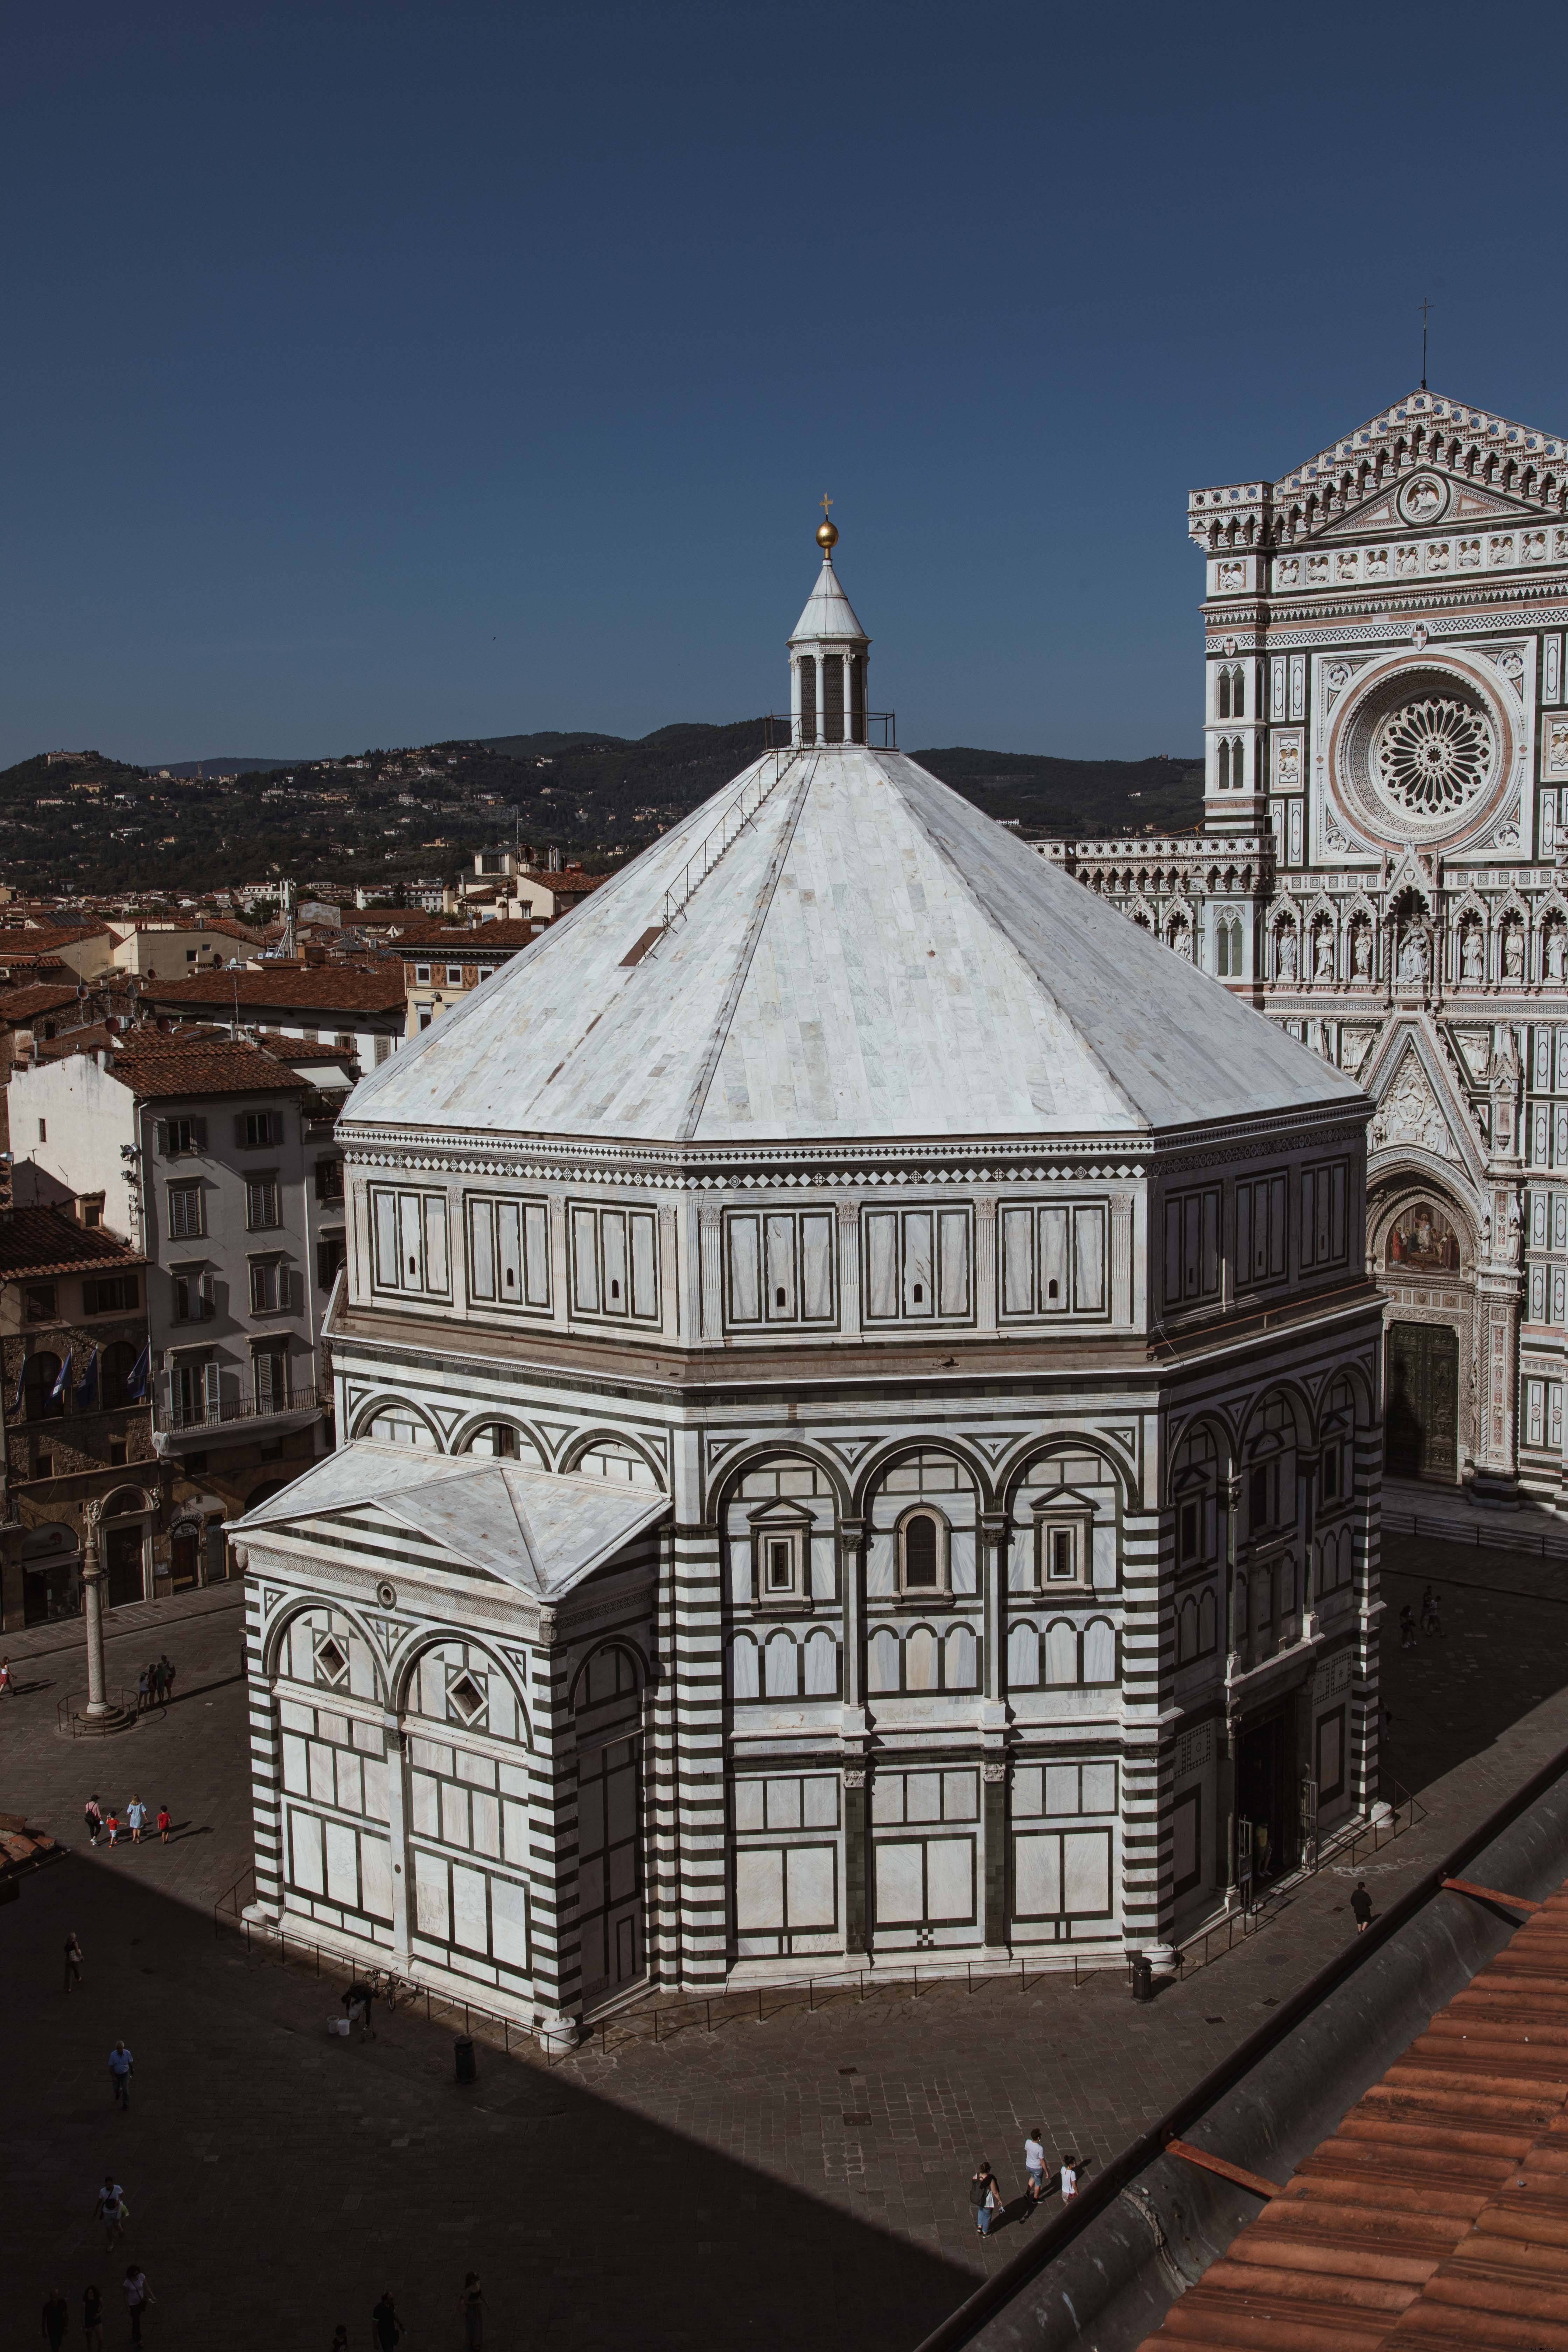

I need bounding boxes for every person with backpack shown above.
[1351,1880,1374,1933]
[83,1794,103,1847]
[123,2267,154,2346]
[94,2176,126,2248]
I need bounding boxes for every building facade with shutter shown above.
[232,532,1384,2046]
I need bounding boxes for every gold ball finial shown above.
[817,492,837,551]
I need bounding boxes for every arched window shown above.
[1176,1596,1198,1664]
[368,1407,436,1448]
[23,1353,63,1422]
[867,1627,900,1693]
[466,1422,519,1458]
[1007,1621,1040,1688]
[905,1626,938,1690]
[100,1341,140,1412]
[1044,1620,1078,1686]
[1217,668,1231,719]
[899,1511,945,1594]
[802,1628,838,1696]
[944,1625,978,1690]
[1231,667,1245,718]
[1198,1587,1218,1653]
[1083,1618,1117,1685]
[728,1633,760,1700]
[1229,736,1245,789]
[572,1439,659,1489]
[1216,738,1231,792]
[764,1631,798,1699]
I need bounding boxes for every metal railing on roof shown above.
[763,711,896,750]
[660,748,802,931]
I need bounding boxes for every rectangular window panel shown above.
[1001,1207,1034,1315]
[904,1770,941,1824]
[496,1202,523,1301]
[1038,1207,1069,1311]
[1172,1791,1200,1896]
[601,1210,628,1312]
[571,1208,600,1312]
[728,1216,762,1323]
[491,1876,528,1968]
[469,1200,496,1299]
[418,1847,457,1943]
[325,1819,360,1908]
[1013,1831,1061,1918]
[902,1211,934,1316]
[1073,1208,1106,1312]
[735,1847,784,1932]
[785,1845,836,1930]
[733,1780,765,1833]
[874,1840,925,1924]
[289,1809,325,1896]
[373,1191,399,1287]
[450,1862,489,1954]
[398,1192,424,1287]
[801,1212,834,1320]
[360,1834,394,1921]
[865,1212,899,1320]
[765,1214,796,1320]
[440,1783,469,1847]
[938,1209,969,1315]
[281,1733,308,1795]
[802,1775,838,1829]
[1062,1828,1112,1916]
[1081,1762,1117,1813]
[630,1212,658,1319]
[523,1203,550,1304]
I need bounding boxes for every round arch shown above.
[708,1439,851,1525]
[388,1625,532,1743]
[850,1434,995,1517]
[448,1412,547,1466]
[1161,1410,1238,1507]
[569,1636,650,1714]
[351,1395,444,1450]
[995,1432,1140,1518]
[561,1428,666,1489]
[1237,1379,1316,1454]
[263,1594,387,1698]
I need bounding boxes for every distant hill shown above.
[157,757,313,778]
[470,730,629,758]
[912,748,1204,838]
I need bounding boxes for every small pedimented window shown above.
[749,1499,813,1601]
[898,1509,946,1595]
[447,1670,488,1728]
[313,1632,349,1689]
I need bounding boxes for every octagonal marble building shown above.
[234,534,1385,2043]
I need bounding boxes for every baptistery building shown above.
[1046,388,1568,1503]
[235,530,1382,2044]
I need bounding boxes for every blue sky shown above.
[6,1,1568,768]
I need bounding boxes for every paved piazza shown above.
[4,1532,1568,2351]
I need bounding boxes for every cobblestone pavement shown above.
[4,1534,1568,2352]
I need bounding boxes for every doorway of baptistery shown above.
[577,1734,644,2008]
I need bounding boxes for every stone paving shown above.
[4,1530,1568,2351]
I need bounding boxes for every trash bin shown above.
[1129,1952,1154,2004]
[454,2034,477,2085]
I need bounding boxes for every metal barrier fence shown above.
[1384,1504,1568,1561]
[55,1687,140,1736]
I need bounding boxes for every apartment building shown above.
[0,1202,154,1631]
[396,920,536,1036]
[137,966,406,1069]
[10,1036,344,1548]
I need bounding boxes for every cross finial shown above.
[816,493,838,552]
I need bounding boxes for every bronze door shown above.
[1385,1322,1458,1482]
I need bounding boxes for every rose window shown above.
[1373,696,1492,817]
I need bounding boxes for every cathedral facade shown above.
[234,536,1382,2043]
[1044,389,1568,1505]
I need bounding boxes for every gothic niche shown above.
[1460,925,1484,984]
[1274,922,1299,982]
[1349,922,1372,983]
[1502,922,1525,983]
[1386,1201,1461,1273]
[1546,922,1567,986]
[1311,923,1335,983]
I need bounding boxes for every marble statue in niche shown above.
[1386,1201,1461,1272]
[1313,927,1335,982]
[1547,926,1567,985]
[1461,928,1484,983]
[1504,926,1525,982]
[1350,925,1372,982]
[1276,927,1298,981]
[1397,929,1429,986]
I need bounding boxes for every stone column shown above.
[839,1513,870,1954]
[843,1766,869,1956]
[982,1760,1008,1953]
[526,1607,580,2052]
[973,1195,997,1332]
[383,1708,412,1963]
[78,1501,129,1734]
[1219,1474,1242,1895]
[836,1200,861,1336]
[1297,1448,1320,1638]
[699,1203,723,1342]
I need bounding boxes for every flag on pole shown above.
[49,1351,73,1405]
[75,1348,99,1410]
[128,1340,152,1402]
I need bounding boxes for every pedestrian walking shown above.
[126,1798,147,1846]
[83,1794,103,1847]
[123,2267,153,2346]
[372,2290,402,2349]
[1059,2153,1079,2203]
[94,2177,126,2248]
[968,2160,1001,2237]
[136,1668,150,1715]
[1399,1604,1417,1650]
[158,1653,175,1701]
[1351,1880,1373,1933]
[1421,1585,1444,1637]
[83,2282,104,2351]
[105,1811,120,1849]
[458,2273,485,2348]
[42,2289,68,2349]
[0,1654,14,1698]
[343,1980,376,2040]
[1023,2128,1046,2203]
[156,1805,171,1845]
[331,2328,349,2352]
[64,1930,83,1993]
[108,2041,134,2109]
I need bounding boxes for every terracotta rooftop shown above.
[111,1039,309,1099]
[1134,1880,1568,2352]
[138,967,407,1014]
[398,922,538,958]
[0,984,92,1023]
[0,1205,144,1278]
[253,1030,360,1066]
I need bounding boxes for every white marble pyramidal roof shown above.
[789,553,869,645]
[344,744,1360,1152]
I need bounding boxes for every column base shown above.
[71,1704,135,1737]
[534,2011,582,2057]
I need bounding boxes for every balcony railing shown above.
[763,711,896,750]
[154,1380,325,1435]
